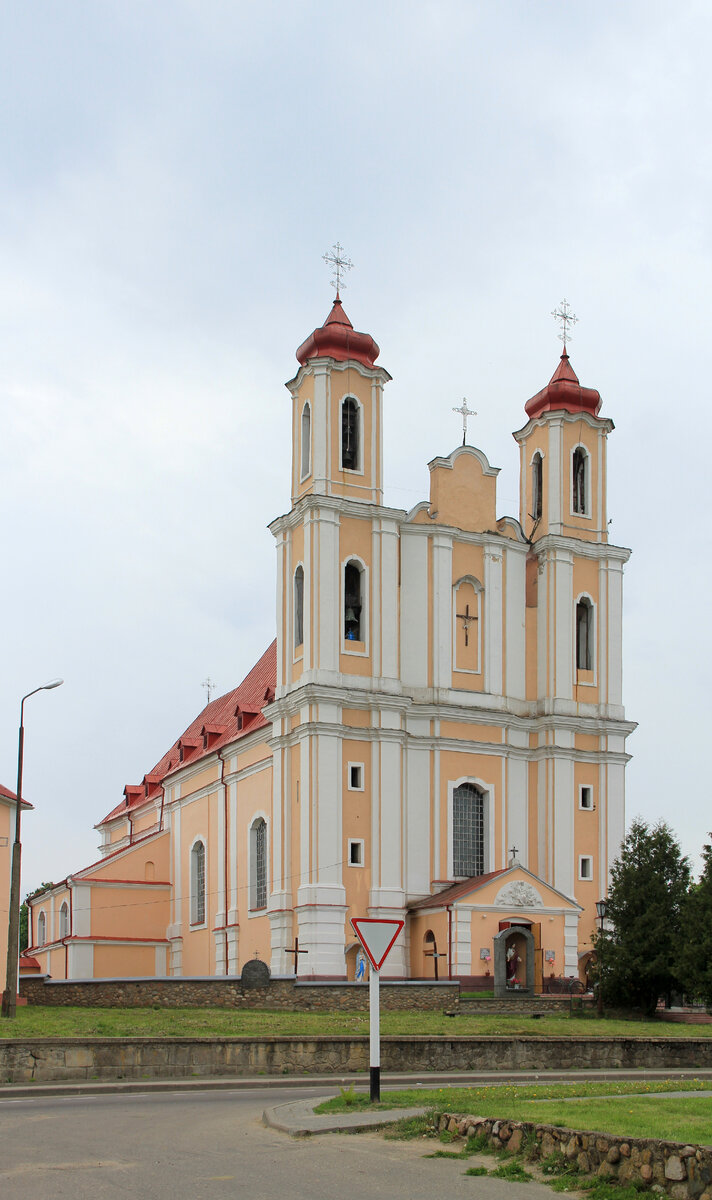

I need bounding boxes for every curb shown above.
[263,1097,427,1137]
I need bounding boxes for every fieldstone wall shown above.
[2,1035,712,1084]
[18,976,459,1011]
[438,1112,712,1200]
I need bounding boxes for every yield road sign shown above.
[350,917,404,972]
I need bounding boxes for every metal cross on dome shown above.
[551,298,578,348]
[453,398,476,446]
[323,242,353,296]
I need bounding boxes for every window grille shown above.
[253,818,267,910]
[453,783,485,877]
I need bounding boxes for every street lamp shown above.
[595,897,608,1017]
[1,679,63,1019]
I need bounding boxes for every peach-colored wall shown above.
[94,943,156,978]
[429,453,496,533]
[329,373,375,499]
[87,834,170,883]
[90,886,169,940]
[339,514,373,676]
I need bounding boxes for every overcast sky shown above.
[2,1,710,894]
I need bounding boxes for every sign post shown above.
[350,917,404,1103]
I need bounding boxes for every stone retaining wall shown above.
[438,1112,712,1200]
[19,976,459,1012]
[2,1035,712,1084]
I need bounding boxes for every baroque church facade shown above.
[27,295,634,987]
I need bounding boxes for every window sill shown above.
[189,921,208,930]
[342,640,367,655]
[248,907,267,918]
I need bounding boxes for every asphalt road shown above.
[0,1085,556,1200]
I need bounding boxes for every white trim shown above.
[189,836,208,929]
[570,442,592,520]
[338,393,364,475]
[347,761,364,791]
[446,776,494,879]
[347,838,365,867]
[452,575,482,676]
[578,854,594,881]
[300,400,312,482]
[341,554,369,654]
[579,784,594,810]
[248,811,269,914]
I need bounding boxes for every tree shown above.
[680,836,712,1008]
[595,819,691,1016]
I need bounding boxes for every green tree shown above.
[595,819,691,1016]
[680,836,712,1007]
[19,883,55,952]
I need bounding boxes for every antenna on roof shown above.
[202,677,215,704]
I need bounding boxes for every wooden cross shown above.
[284,937,308,976]
[456,602,478,647]
[424,946,448,981]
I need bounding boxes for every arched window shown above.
[300,402,311,479]
[572,447,588,515]
[59,902,69,938]
[344,560,363,641]
[37,910,46,947]
[576,597,594,670]
[532,452,543,521]
[190,840,206,925]
[250,818,267,910]
[294,565,304,649]
[341,397,359,471]
[453,783,485,878]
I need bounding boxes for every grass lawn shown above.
[2,1007,712,1039]
[317,1081,712,1144]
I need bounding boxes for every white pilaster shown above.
[484,548,503,695]
[432,532,453,690]
[505,546,526,700]
[554,547,573,698]
[400,532,429,688]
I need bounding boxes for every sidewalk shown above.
[263,1097,427,1136]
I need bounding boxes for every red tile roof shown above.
[0,783,33,810]
[98,641,276,826]
[408,869,509,910]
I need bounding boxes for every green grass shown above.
[509,1095,712,1143]
[316,1078,712,1113]
[3,1006,712,1039]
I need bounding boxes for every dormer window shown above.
[572,446,588,515]
[532,452,543,520]
[341,397,359,471]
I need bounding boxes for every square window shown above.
[348,763,364,791]
[348,840,364,866]
[580,786,593,810]
[579,856,593,881]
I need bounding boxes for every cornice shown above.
[532,534,631,562]
[512,409,614,442]
[285,357,392,394]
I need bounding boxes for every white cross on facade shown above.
[453,398,476,445]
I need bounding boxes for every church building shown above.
[27,290,635,988]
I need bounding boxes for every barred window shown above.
[251,818,267,910]
[453,783,485,877]
[190,841,206,925]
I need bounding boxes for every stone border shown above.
[438,1112,712,1199]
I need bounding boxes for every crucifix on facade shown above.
[424,944,448,981]
[284,937,308,976]
[509,845,519,865]
[456,602,478,647]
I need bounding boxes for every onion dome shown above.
[296,296,380,368]
[525,350,602,419]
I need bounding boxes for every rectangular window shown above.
[348,763,364,791]
[580,786,593,810]
[348,839,364,866]
[579,855,593,881]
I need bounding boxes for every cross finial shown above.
[551,298,578,349]
[323,242,353,297]
[202,677,215,704]
[452,398,476,446]
[509,845,519,863]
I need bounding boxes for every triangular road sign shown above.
[351,917,404,972]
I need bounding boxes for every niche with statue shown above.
[493,925,535,997]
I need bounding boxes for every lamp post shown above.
[1,679,63,1019]
[595,897,608,1018]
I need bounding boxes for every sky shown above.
[1,0,710,893]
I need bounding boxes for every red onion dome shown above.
[525,350,602,419]
[296,297,380,368]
